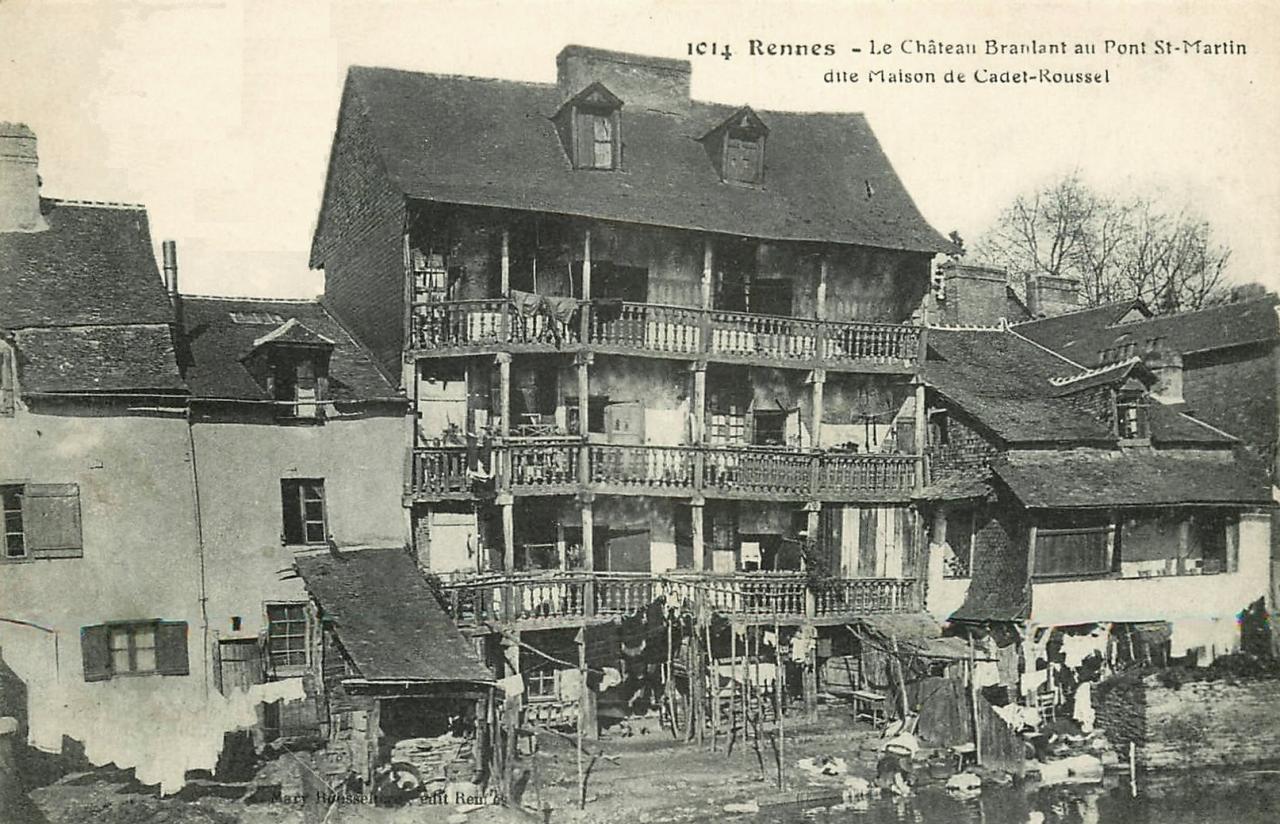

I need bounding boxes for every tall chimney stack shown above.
[162,240,182,327]
[0,122,49,233]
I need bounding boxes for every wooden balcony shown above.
[437,571,919,630]
[409,443,918,502]
[409,299,920,372]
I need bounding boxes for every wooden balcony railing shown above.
[589,302,703,356]
[813,578,917,616]
[410,298,919,367]
[708,310,821,362]
[437,571,917,627]
[411,446,471,497]
[412,443,918,500]
[503,440,580,492]
[704,447,814,497]
[817,454,916,496]
[588,444,697,491]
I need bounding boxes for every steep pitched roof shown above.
[312,65,952,263]
[925,328,1113,444]
[1,200,187,394]
[991,449,1271,508]
[14,324,186,394]
[294,547,493,683]
[179,296,400,401]
[925,327,1234,448]
[0,200,174,329]
[1016,297,1278,365]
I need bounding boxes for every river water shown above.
[760,769,1280,824]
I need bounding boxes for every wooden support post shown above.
[816,258,828,322]
[700,239,713,355]
[729,624,739,745]
[913,378,927,492]
[775,621,785,790]
[500,226,510,295]
[690,361,707,443]
[803,629,818,722]
[496,352,512,438]
[576,351,592,438]
[810,369,826,449]
[577,627,598,745]
[707,623,718,751]
[576,628,586,808]
[968,634,981,766]
[556,521,567,571]
[691,500,705,572]
[498,497,516,574]
[582,227,592,301]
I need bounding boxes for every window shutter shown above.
[156,621,190,676]
[575,111,594,168]
[23,483,83,558]
[81,624,111,682]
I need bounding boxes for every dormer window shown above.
[703,107,768,186]
[241,319,336,422]
[1116,384,1149,439]
[553,82,623,171]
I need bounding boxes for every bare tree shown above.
[971,174,1233,313]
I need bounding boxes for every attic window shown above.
[555,83,623,171]
[707,107,768,186]
[229,311,285,325]
[725,128,763,184]
[270,348,329,421]
[1116,388,1149,439]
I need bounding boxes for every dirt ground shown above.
[23,705,905,824]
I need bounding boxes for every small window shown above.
[281,478,327,546]
[272,351,327,420]
[725,128,763,184]
[82,620,188,681]
[3,485,26,559]
[753,410,787,446]
[576,109,617,170]
[110,623,157,674]
[526,665,557,700]
[1034,512,1113,578]
[709,406,747,446]
[1,483,83,561]
[229,311,286,325]
[267,603,308,669]
[1116,391,1149,439]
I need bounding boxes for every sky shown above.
[2,0,1278,298]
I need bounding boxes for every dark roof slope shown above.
[0,200,174,329]
[925,328,1113,444]
[1017,297,1278,364]
[314,66,951,260]
[925,327,1234,447]
[295,547,493,683]
[179,296,400,401]
[992,450,1271,508]
[15,324,186,393]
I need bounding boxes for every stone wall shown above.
[1095,674,1280,770]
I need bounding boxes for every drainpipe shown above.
[184,407,212,700]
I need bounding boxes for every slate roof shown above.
[916,468,993,501]
[0,200,174,329]
[179,296,400,401]
[14,325,186,394]
[924,327,1234,447]
[1016,297,1279,365]
[313,65,952,264]
[991,450,1272,508]
[294,547,493,683]
[925,328,1113,444]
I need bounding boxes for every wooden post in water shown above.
[707,622,718,751]
[775,621,785,790]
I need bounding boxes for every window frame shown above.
[722,126,765,185]
[574,106,620,171]
[266,601,309,671]
[2,484,26,560]
[281,478,328,547]
[525,665,558,701]
[108,621,160,677]
[1032,512,1115,580]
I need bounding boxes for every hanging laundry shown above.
[1074,681,1095,733]
[498,672,524,697]
[510,289,544,317]
[973,660,1001,689]
[543,295,580,325]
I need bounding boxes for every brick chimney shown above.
[556,45,691,111]
[1025,273,1080,318]
[931,261,1016,325]
[1145,346,1184,405]
[0,122,48,233]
